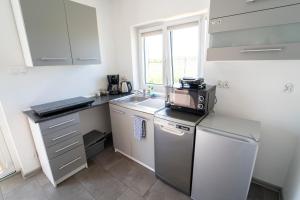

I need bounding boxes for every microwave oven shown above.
[165,85,216,115]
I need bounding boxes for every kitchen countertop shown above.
[155,107,207,126]
[24,93,132,123]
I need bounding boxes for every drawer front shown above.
[47,135,84,160]
[50,145,86,181]
[207,43,300,61]
[209,4,300,33]
[43,124,81,147]
[210,0,300,19]
[39,113,80,133]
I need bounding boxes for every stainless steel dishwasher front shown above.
[154,117,195,195]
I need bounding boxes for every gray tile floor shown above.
[0,146,279,200]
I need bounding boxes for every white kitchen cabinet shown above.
[130,110,155,169]
[109,104,132,156]
[109,103,155,171]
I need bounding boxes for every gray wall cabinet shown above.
[210,0,300,20]
[18,0,73,66]
[65,1,101,65]
[11,0,101,66]
[208,0,300,60]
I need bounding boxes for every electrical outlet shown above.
[223,81,230,89]
[284,83,294,93]
[217,80,230,89]
[217,80,223,88]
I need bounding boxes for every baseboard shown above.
[22,167,41,179]
[252,178,283,199]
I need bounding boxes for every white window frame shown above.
[136,14,207,91]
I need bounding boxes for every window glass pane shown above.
[144,34,163,85]
[171,26,199,84]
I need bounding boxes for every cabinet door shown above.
[209,4,300,33]
[19,0,72,66]
[210,0,300,19]
[64,1,101,65]
[131,111,155,169]
[192,128,257,200]
[109,105,132,156]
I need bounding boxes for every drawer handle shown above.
[40,57,67,61]
[48,119,75,129]
[77,58,98,61]
[59,157,82,170]
[52,130,79,141]
[55,141,80,153]
[111,109,125,115]
[240,48,283,53]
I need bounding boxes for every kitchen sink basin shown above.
[111,95,165,114]
[137,98,165,109]
[119,96,149,103]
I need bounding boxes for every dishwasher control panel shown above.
[154,118,195,135]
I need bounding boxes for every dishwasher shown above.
[154,108,206,195]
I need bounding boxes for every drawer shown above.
[39,113,80,133]
[50,145,86,181]
[47,135,84,159]
[43,124,81,147]
[210,0,300,19]
[207,42,300,61]
[209,4,300,33]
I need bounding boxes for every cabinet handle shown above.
[52,130,78,141]
[59,157,81,170]
[246,0,256,3]
[48,119,75,129]
[111,109,125,115]
[55,141,80,153]
[77,58,98,61]
[40,57,67,61]
[240,48,283,53]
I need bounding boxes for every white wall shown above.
[111,0,300,187]
[283,137,300,200]
[0,0,116,175]
[205,61,300,186]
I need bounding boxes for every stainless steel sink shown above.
[119,96,149,103]
[137,99,165,109]
[111,95,165,114]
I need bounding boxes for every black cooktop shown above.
[31,97,94,117]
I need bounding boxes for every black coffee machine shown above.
[107,75,120,95]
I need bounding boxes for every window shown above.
[137,15,206,88]
[170,25,199,84]
[143,33,163,85]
